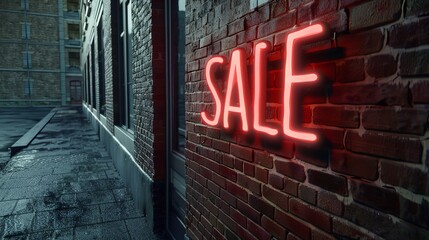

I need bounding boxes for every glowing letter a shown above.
[224,49,250,131]
[283,24,324,141]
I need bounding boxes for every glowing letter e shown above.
[283,24,324,141]
[201,57,224,126]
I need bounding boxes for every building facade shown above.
[0,0,82,106]
[81,0,429,239]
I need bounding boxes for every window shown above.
[250,0,269,9]
[67,24,80,40]
[67,0,79,12]
[68,52,80,69]
[117,0,134,130]
[21,0,29,10]
[22,52,32,68]
[91,42,96,109]
[22,23,31,39]
[97,16,106,115]
[23,78,33,97]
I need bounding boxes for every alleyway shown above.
[0,107,163,239]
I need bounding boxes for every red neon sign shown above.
[201,24,326,142]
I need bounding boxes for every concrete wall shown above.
[185,0,429,239]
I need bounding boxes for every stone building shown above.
[0,0,82,106]
[80,0,429,239]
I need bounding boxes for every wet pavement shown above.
[0,108,52,169]
[0,107,163,239]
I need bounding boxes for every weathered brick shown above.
[237,199,260,224]
[411,80,429,104]
[254,150,273,168]
[275,160,306,182]
[298,184,317,205]
[317,190,344,216]
[380,160,429,195]
[230,144,253,162]
[245,4,270,27]
[362,108,428,135]
[332,217,378,239]
[319,128,344,149]
[314,106,360,128]
[337,29,384,57]
[249,194,274,219]
[261,215,287,240]
[295,145,329,167]
[274,209,311,240]
[311,0,337,18]
[228,18,244,36]
[349,0,402,31]
[255,166,268,183]
[389,17,429,48]
[289,198,331,232]
[269,173,284,190]
[340,0,368,7]
[406,0,429,17]
[247,219,271,240]
[329,83,409,106]
[336,58,365,83]
[350,180,400,216]
[308,169,348,196]
[237,173,261,195]
[289,0,312,9]
[263,185,289,211]
[331,150,378,180]
[226,181,248,202]
[367,54,397,78]
[314,9,348,33]
[345,131,422,163]
[400,49,429,77]
[284,178,299,197]
[257,11,296,38]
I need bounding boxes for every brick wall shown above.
[185,0,429,239]
[133,0,166,233]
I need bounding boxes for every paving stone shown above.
[77,190,116,205]
[32,211,55,232]
[13,199,34,214]
[126,217,164,240]
[99,201,143,222]
[0,200,17,217]
[2,213,34,237]
[113,188,132,202]
[74,220,129,240]
[52,228,74,239]
[28,230,53,240]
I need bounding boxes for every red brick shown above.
[275,160,306,182]
[331,150,378,180]
[274,209,311,240]
[297,3,312,24]
[340,0,368,7]
[257,11,296,38]
[220,188,237,208]
[296,145,329,167]
[380,160,429,195]
[350,180,400,216]
[367,54,397,78]
[332,217,377,239]
[231,144,253,162]
[243,162,255,177]
[289,0,312,9]
[312,228,336,240]
[329,83,409,106]
[317,190,344,216]
[221,35,237,51]
[389,17,429,48]
[349,0,401,31]
[308,169,348,196]
[247,220,270,240]
[314,106,360,128]
[212,138,230,153]
[255,166,268,184]
[213,26,228,42]
[271,1,287,18]
[314,9,348,33]
[400,49,429,77]
[218,164,237,182]
[337,29,384,57]
[200,34,212,48]
[263,185,289,211]
[226,181,248,202]
[229,207,247,228]
[249,194,274,218]
[261,215,287,240]
[237,200,260,224]
[237,173,261,195]
[363,108,428,135]
[283,178,299,197]
[345,131,422,163]
[411,80,429,104]
[336,58,365,83]
[289,198,331,232]
[269,173,284,190]
[298,184,317,205]
[319,128,344,149]
[311,0,337,18]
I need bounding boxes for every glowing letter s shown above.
[224,49,250,131]
[201,56,224,126]
[283,24,324,141]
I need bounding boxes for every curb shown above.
[10,110,57,156]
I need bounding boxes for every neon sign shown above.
[201,24,326,142]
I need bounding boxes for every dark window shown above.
[117,0,134,130]
[97,16,106,115]
[91,42,96,109]
[67,24,80,40]
[86,55,91,106]
[22,52,32,69]
[22,23,31,39]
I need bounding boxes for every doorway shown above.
[70,80,82,104]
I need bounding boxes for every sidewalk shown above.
[0,107,163,239]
